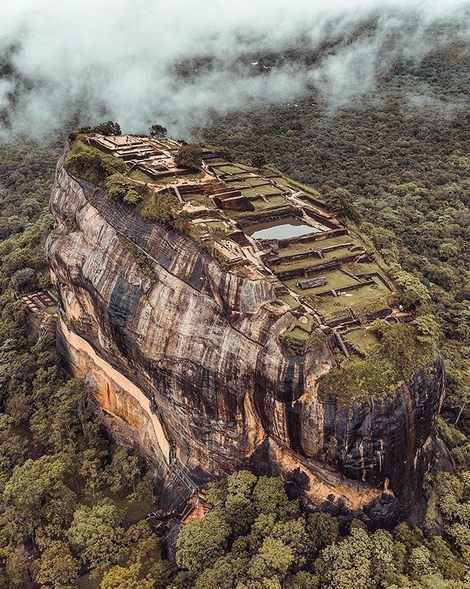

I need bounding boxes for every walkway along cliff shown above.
[45,134,448,525]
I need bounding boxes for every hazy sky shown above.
[0,0,469,137]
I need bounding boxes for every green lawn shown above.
[312,299,352,322]
[310,280,390,321]
[279,293,301,309]
[129,169,158,184]
[321,245,363,263]
[226,180,250,189]
[273,245,356,273]
[254,195,289,209]
[240,188,259,198]
[255,185,283,196]
[273,256,320,274]
[354,262,385,276]
[343,328,379,351]
[286,269,359,296]
[244,178,270,187]
[216,164,247,174]
[180,171,205,180]
[277,234,353,257]
[183,195,215,208]
[232,195,290,214]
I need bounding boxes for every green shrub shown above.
[318,357,400,405]
[69,120,121,141]
[123,190,142,205]
[279,328,327,356]
[389,267,431,308]
[137,190,181,227]
[105,174,144,204]
[174,144,203,169]
[65,142,126,184]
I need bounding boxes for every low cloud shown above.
[0,0,469,138]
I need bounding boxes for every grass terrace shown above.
[183,195,215,208]
[311,300,352,324]
[240,188,259,198]
[277,234,353,257]
[129,169,158,184]
[286,268,359,296]
[203,220,232,232]
[279,293,301,310]
[213,164,249,175]
[272,245,360,273]
[310,279,391,323]
[255,185,284,196]
[273,256,322,274]
[226,177,269,187]
[225,198,292,219]
[343,328,380,355]
[244,177,271,187]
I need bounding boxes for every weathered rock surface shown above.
[46,154,446,524]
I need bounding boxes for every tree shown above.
[33,541,80,588]
[252,476,298,520]
[119,519,161,570]
[65,142,126,184]
[124,189,143,205]
[270,518,310,567]
[4,548,30,589]
[176,512,230,574]
[10,267,37,292]
[174,144,202,169]
[149,124,168,140]
[2,453,71,543]
[370,529,402,586]
[100,563,154,589]
[93,121,122,136]
[325,187,362,223]
[413,314,441,345]
[106,446,145,495]
[224,470,258,536]
[216,146,234,162]
[67,499,126,573]
[251,153,267,169]
[194,554,250,589]
[137,190,180,227]
[306,512,339,555]
[106,173,144,204]
[316,528,374,589]
[285,571,320,589]
[389,268,430,308]
[408,546,435,579]
[248,537,294,579]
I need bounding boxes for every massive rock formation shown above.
[46,153,446,524]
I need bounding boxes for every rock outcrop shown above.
[46,153,446,524]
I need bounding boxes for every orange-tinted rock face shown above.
[46,155,446,523]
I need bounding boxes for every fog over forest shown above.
[1,0,469,137]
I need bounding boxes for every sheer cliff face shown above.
[46,157,445,522]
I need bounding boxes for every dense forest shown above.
[0,142,168,588]
[1,31,470,588]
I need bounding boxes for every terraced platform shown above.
[87,134,402,357]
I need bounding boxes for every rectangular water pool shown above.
[246,217,321,240]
